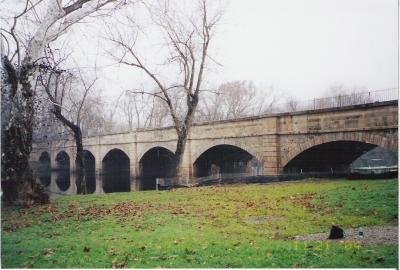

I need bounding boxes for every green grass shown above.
[1,179,398,268]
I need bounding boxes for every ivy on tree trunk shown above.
[1,57,48,205]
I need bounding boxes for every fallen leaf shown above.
[185,248,196,255]
[43,248,55,257]
[174,239,182,245]
[108,248,118,255]
[112,258,127,268]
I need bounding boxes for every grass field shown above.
[1,179,398,268]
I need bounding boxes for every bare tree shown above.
[315,82,369,109]
[221,81,258,119]
[196,91,225,122]
[1,0,119,204]
[107,0,223,177]
[120,89,175,130]
[121,91,153,129]
[34,86,111,141]
[196,81,283,121]
[121,92,138,130]
[283,96,300,112]
[38,46,98,195]
[148,97,171,128]
[30,78,65,142]
[79,93,110,136]
[98,94,132,134]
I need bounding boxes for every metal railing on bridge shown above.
[286,88,398,112]
[232,88,399,119]
[181,88,399,124]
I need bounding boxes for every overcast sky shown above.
[214,0,398,98]
[64,0,398,102]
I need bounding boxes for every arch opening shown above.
[38,152,51,187]
[102,149,130,193]
[83,150,96,194]
[55,151,70,191]
[283,140,397,176]
[193,144,261,178]
[139,147,175,190]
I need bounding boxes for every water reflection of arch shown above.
[83,150,96,194]
[55,151,70,191]
[38,152,51,187]
[102,148,130,193]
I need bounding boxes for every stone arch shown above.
[102,148,130,193]
[100,145,131,161]
[55,151,70,191]
[83,150,96,194]
[137,143,176,163]
[281,132,398,169]
[38,152,51,187]
[139,146,175,190]
[192,139,262,164]
[193,144,262,177]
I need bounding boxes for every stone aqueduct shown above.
[31,101,398,195]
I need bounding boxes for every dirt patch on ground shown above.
[295,225,398,245]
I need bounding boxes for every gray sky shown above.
[64,0,398,101]
[213,0,398,98]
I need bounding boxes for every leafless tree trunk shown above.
[108,0,223,178]
[53,107,86,194]
[38,47,97,195]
